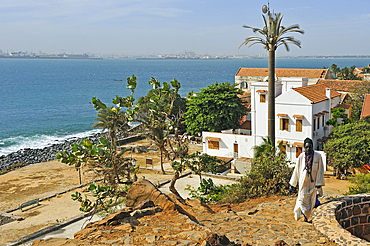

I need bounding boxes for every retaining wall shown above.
[313,194,370,245]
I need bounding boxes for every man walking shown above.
[289,138,325,222]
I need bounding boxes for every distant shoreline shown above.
[0,56,103,60]
[2,56,370,60]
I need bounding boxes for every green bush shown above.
[185,178,229,203]
[220,137,293,203]
[345,173,370,195]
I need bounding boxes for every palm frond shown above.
[240,10,303,52]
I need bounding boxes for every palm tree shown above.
[239,6,304,146]
[253,136,284,159]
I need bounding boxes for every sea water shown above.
[1,58,370,156]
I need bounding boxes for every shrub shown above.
[185,178,229,203]
[345,173,370,195]
[220,137,293,203]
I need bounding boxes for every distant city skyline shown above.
[1,0,369,56]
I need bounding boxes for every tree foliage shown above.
[58,75,189,211]
[326,108,350,127]
[329,64,361,80]
[184,82,247,136]
[239,11,304,52]
[183,151,225,182]
[345,173,370,195]
[349,80,370,122]
[360,65,370,74]
[324,118,370,170]
[330,64,340,78]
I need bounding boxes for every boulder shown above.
[126,179,176,211]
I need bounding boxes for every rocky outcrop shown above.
[126,179,177,211]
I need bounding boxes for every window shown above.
[296,119,302,132]
[208,141,219,150]
[242,81,247,89]
[280,118,289,131]
[322,115,325,127]
[317,117,320,129]
[296,147,302,158]
[281,145,286,154]
[313,118,316,131]
[260,94,266,103]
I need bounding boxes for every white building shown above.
[203,78,340,174]
[235,68,333,93]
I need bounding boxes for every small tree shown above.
[324,118,370,171]
[326,108,350,127]
[183,151,225,182]
[184,82,246,136]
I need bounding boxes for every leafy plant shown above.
[71,182,128,213]
[326,108,350,127]
[183,151,225,182]
[345,173,370,195]
[324,118,370,171]
[185,178,228,203]
[183,82,247,136]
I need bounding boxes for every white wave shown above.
[0,129,103,156]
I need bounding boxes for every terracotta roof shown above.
[361,94,370,119]
[237,92,251,106]
[277,140,288,144]
[293,114,304,118]
[293,84,340,104]
[240,120,251,130]
[256,89,267,93]
[317,79,363,92]
[205,137,220,141]
[293,142,304,147]
[236,68,329,78]
[277,113,288,117]
[333,104,351,109]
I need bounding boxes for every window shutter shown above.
[285,119,289,131]
[322,115,325,127]
[280,118,283,131]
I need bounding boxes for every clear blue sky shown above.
[0,0,369,56]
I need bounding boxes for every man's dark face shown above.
[304,142,313,155]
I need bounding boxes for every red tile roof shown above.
[317,79,363,92]
[361,94,370,119]
[293,84,340,104]
[236,68,330,78]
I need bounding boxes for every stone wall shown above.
[336,195,370,240]
[0,212,22,226]
[313,194,370,245]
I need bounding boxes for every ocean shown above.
[1,57,370,156]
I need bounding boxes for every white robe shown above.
[289,151,325,221]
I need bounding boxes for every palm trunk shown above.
[268,49,276,147]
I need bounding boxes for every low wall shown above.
[313,194,370,245]
[0,212,22,226]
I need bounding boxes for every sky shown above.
[0,0,369,56]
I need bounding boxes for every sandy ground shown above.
[0,140,353,245]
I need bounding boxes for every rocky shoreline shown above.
[0,131,126,172]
